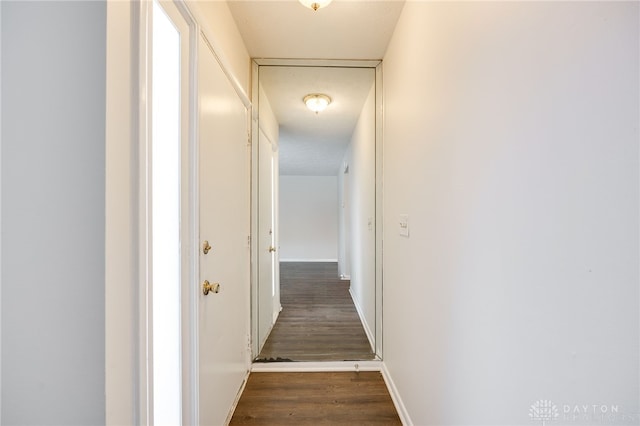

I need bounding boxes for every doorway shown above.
[139,1,252,424]
[250,59,383,362]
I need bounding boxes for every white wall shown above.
[187,1,251,96]
[339,81,376,342]
[279,176,338,262]
[105,2,137,423]
[382,2,639,425]
[258,85,279,149]
[2,2,106,424]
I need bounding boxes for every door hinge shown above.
[247,235,251,246]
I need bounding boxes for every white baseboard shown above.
[251,360,382,372]
[279,258,338,262]
[225,369,251,425]
[349,288,375,352]
[381,363,413,426]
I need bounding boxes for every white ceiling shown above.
[260,66,375,175]
[227,0,405,60]
[228,0,405,176]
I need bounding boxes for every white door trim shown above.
[171,2,199,424]
[136,1,198,424]
[134,1,253,422]
[136,2,152,422]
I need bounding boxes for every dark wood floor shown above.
[229,372,401,425]
[257,262,375,362]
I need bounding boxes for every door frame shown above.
[136,0,199,423]
[107,1,252,424]
[249,58,384,361]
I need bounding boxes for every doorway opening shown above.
[250,59,383,363]
[151,0,182,422]
[144,0,194,422]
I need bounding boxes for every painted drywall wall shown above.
[188,1,251,96]
[279,176,339,261]
[382,2,639,425]
[339,81,376,343]
[1,2,106,424]
[259,84,279,149]
[105,2,136,424]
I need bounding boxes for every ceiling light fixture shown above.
[298,0,333,11]
[303,94,332,113]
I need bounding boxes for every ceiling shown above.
[260,66,375,175]
[228,0,405,176]
[227,0,405,60]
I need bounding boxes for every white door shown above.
[257,129,276,353]
[197,35,250,425]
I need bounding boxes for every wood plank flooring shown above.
[257,262,375,362]
[229,372,402,425]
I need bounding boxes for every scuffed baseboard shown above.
[225,368,251,425]
[250,360,382,372]
[381,363,413,426]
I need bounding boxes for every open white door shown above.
[196,34,251,425]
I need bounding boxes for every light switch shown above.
[399,214,409,237]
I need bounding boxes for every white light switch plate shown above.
[399,214,409,237]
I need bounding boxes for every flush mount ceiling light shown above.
[298,0,333,11]
[303,94,332,113]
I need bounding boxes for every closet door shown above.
[197,34,250,425]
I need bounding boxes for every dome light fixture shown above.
[303,94,332,113]
[298,0,333,11]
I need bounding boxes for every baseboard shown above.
[225,369,251,425]
[349,288,375,352]
[251,360,382,372]
[381,363,413,426]
[279,258,338,262]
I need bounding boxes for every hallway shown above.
[2,1,638,424]
[257,262,374,362]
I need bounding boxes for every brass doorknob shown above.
[268,246,276,253]
[203,240,212,254]
[202,280,220,295]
